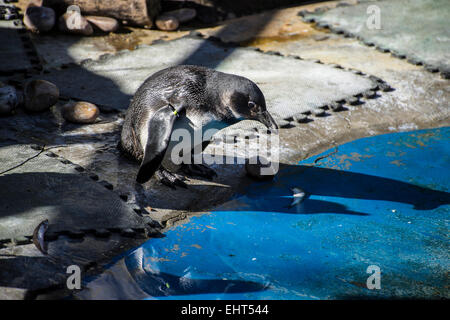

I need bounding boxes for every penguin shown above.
[119,65,278,188]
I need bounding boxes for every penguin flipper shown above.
[136,104,183,184]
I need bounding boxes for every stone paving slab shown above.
[0,142,150,240]
[0,232,146,295]
[35,37,377,121]
[302,0,450,76]
[29,34,116,69]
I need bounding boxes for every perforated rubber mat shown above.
[35,37,377,121]
[302,0,450,76]
[0,143,149,240]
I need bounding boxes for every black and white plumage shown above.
[119,65,278,186]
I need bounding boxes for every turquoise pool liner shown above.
[81,127,450,299]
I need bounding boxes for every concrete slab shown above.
[0,142,150,240]
[29,30,190,70]
[302,0,450,76]
[35,37,377,121]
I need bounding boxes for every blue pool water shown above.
[80,127,449,299]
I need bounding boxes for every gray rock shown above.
[59,10,93,36]
[62,101,99,124]
[155,14,179,31]
[85,16,119,33]
[245,156,276,181]
[0,85,18,115]
[24,79,59,112]
[23,6,55,33]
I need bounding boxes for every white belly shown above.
[161,113,229,171]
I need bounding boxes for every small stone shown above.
[24,79,59,112]
[85,16,119,32]
[59,9,93,36]
[0,85,18,115]
[24,6,55,33]
[155,15,179,31]
[162,8,196,24]
[62,101,99,124]
[245,156,277,181]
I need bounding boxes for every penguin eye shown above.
[248,101,256,109]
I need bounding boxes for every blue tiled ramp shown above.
[81,127,449,299]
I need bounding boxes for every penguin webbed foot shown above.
[155,168,188,189]
[180,164,217,180]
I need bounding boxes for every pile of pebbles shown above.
[23,3,119,34]
[18,2,199,34]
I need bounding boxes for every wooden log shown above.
[42,0,161,28]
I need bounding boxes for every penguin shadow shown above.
[214,161,450,216]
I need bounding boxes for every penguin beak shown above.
[256,111,279,133]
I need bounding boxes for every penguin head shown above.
[227,84,278,133]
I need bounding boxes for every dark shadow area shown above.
[220,199,370,216]
[236,163,450,213]
[0,172,149,239]
[178,8,277,67]
[164,0,330,22]
[0,255,67,291]
[0,27,33,74]
[134,153,450,213]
